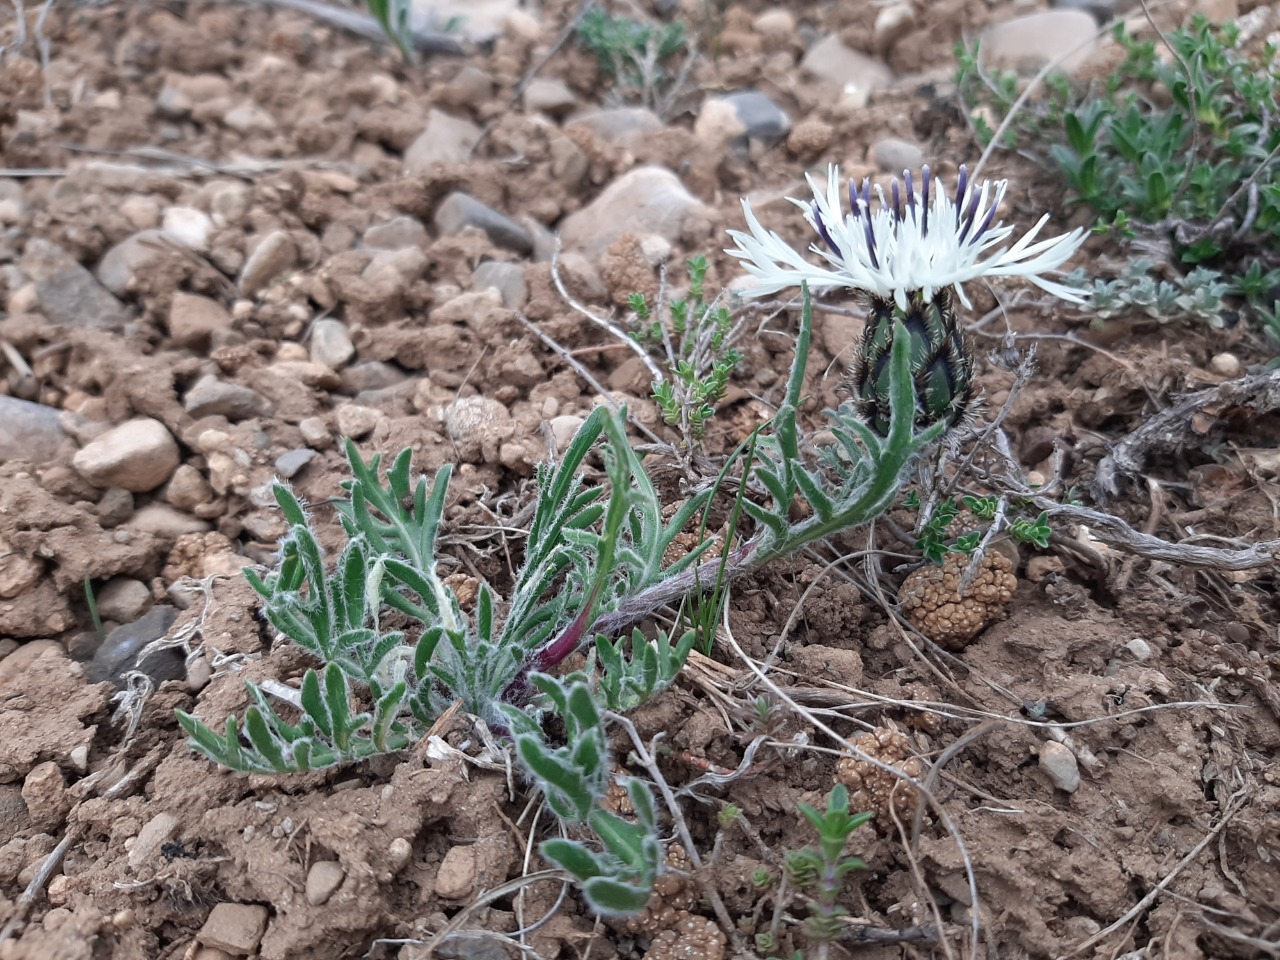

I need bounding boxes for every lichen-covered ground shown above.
[1,0,1278,958]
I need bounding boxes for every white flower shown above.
[725,164,1088,311]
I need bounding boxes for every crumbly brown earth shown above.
[1,1,1278,959]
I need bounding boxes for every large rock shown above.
[72,418,181,492]
[559,167,711,260]
[95,230,171,297]
[981,11,1101,76]
[19,238,128,329]
[801,35,894,100]
[238,231,297,297]
[403,110,481,173]
[0,396,70,464]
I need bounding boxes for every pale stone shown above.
[1039,741,1081,793]
[73,418,180,492]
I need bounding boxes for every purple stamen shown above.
[904,170,916,222]
[891,179,901,223]
[957,189,983,244]
[848,178,860,219]
[954,165,969,210]
[811,202,843,257]
[973,202,999,242]
[921,166,931,236]
[860,179,873,216]
[863,216,879,270]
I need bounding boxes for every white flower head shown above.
[726,164,1088,311]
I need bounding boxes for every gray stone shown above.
[363,216,429,251]
[434,192,533,255]
[720,91,791,142]
[548,414,585,450]
[184,375,271,421]
[95,230,172,298]
[0,396,69,464]
[559,167,711,260]
[73,418,181,492]
[223,103,276,134]
[873,4,915,53]
[95,487,135,527]
[409,0,519,44]
[872,136,926,173]
[274,448,316,479]
[565,107,663,143]
[161,206,213,251]
[305,860,345,906]
[126,503,209,537]
[403,110,482,174]
[801,35,894,99]
[95,576,153,623]
[19,238,128,329]
[86,605,182,688]
[471,261,527,308]
[128,813,181,868]
[981,11,1101,76]
[335,403,382,439]
[299,417,332,449]
[197,903,269,956]
[340,361,406,395]
[1039,741,1081,793]
[238,231,297,297]
[167,292,233,349]
[163,464,214,512]
[523,78,576,116]
[310,318,355,369]
[1050,0,1116,23]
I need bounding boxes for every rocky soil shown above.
[0,0,1278,958]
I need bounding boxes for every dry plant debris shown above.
[835,726,926,829]
[898,550,1017,649]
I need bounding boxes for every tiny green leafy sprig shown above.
[787,784,873,942]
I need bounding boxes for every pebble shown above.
[238,230,297,297]
[386,837,413,873]
[222,102,276,134]
[210,182,251,226]
[310,318,355,369]
[162,206,213,251]
[981,11,1100,76]
[128,813,180,868]
[522,77,576,116]
[564,107,664,143]
[95,229,173,297]
[434,192,533,255]
[340,361,405,395]
[801,35,894,102]
[0,539,43,598]
[167,292,234,350]
[872,136,926,173]
[298,417,332,449]
[119,195,161,230]
[0,396,70,464]
[444,396,515,463]
[1050,0,1116,22]
[126,503,210,538]
[21,762,70,830]
[274,448,315,478]
[873,3,915,52]
[362,216,428,251]
[408,0,519,44]
[1124,638,1153,661]
[163,465,215,512]
[1039,741,1081,793]
[722,90,791,142]
[305,861,344,906]
[471,261,527,308]
[753,8,795,41]
[559,167,711,260]
[94,576,153,623]
[73,418,181,492]
[548,414,585,451]
[184,375,271,421]
[435,845,478,899]
[198,903,269,956]
[403,109,481,173]
[19,238,128,329]
[1209,352,1241,377]
[335,403,382,439]
[86,605,182,687]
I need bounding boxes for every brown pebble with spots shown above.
[835,726,926,829]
